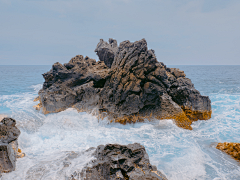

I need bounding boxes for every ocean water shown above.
[0,65,240,180]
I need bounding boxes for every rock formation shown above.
[216,142,240,161]
[95,38,118,68]
[0,117,24,175]
[35,38,211,130]
[70,143,167,180]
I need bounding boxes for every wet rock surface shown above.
[37,38,211,129]
[216,142,240,161]
[71,143,167,180]
[0,117,23,175]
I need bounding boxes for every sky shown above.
[0,0,239,65]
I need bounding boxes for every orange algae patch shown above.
[182,107,212,121]
[33,102,42,110]
[114,115,145,125]
[156,112,193,130]
[110,108,212,130]
[33,96,40,102]
[107,111,193,130]
[216,142,240,161]
[33,96,43,110]
[17,148,25,158]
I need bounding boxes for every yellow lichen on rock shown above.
[33,96,40,102]
[216,142,240,161]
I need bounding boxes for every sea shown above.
[0,65,240,180]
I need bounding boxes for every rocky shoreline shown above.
[1,117,168,179]
[35,38,211,130]
[2,39,240,179]
[2,117,240,179]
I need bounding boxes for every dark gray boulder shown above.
[0,117,23,175]
[70,143,167,180]
[36,38,211,130]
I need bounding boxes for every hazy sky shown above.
[0,0,240,65]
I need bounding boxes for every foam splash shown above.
[1,85,240,179]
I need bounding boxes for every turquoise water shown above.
[0,65,240,180]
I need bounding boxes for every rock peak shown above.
[95,38,118,68]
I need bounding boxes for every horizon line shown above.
[1,64,240,66]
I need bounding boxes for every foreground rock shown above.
[216,142,240,161]
[36,38,211,129]
[71,143,167,180]
[0,117,24,175]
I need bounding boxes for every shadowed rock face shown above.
[70,143,167,180]
[0,118,23,174]
[36,38,211,129]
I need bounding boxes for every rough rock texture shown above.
[37,55,110,114]
[216,142,240,161]
[36,38,211,130]
[0,117,23,175]
[95,38,118,68]
[70,143,167,180]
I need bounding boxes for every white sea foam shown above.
[29,84,43,92]
[1,87,240,179]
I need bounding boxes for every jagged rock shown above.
[0,117,23,175]
[216,142,240,161]
[36,38,211,129]
[95,38,118,68]
[37,55,110,114]
[70,143,167,180]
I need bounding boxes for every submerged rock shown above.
[71,143,167,180]
[216,142,240,161]
[36,38,211,129]
[0,117,24,175]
